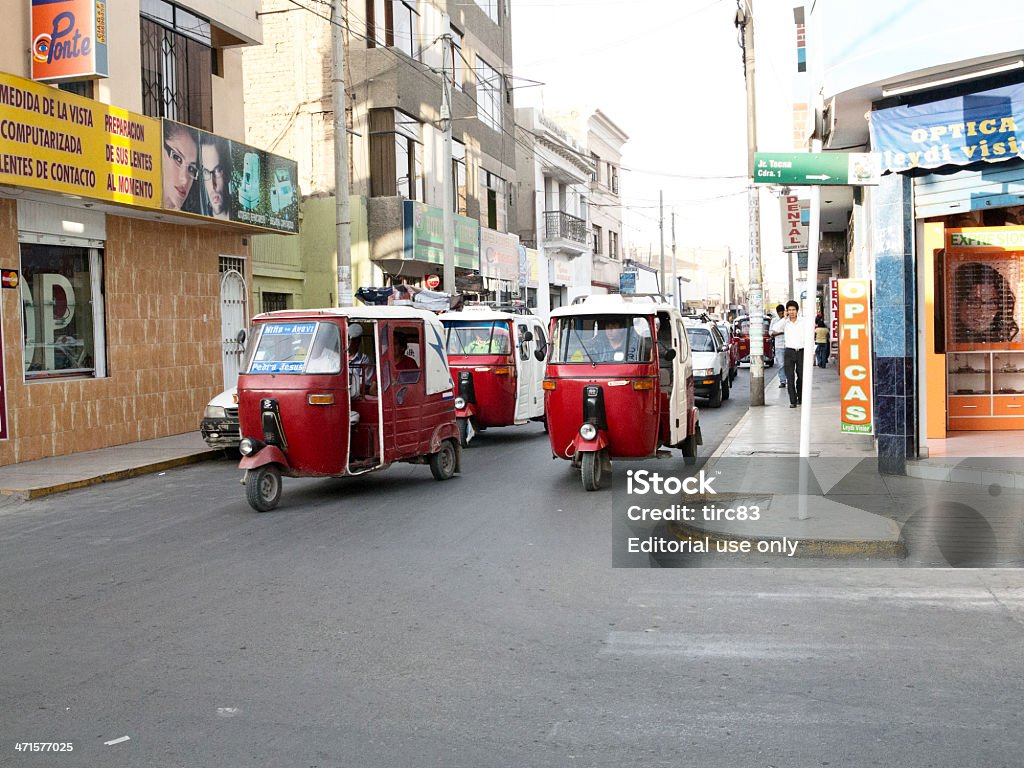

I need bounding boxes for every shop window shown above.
[20,244,106,381]
[262,292,290,313]
[140,0,214,131]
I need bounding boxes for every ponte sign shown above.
[754,152,881,186]
[31,0,109,82]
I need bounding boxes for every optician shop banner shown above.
[837,279,873,434]
[0,71,160,207]
[160,121,299,233]
[869,81,1024,173]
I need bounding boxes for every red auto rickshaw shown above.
[236,307,461,511]
[544,295,702,491]
[440,306,548,446]
[733,314,776,367]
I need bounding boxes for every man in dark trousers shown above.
[782,300,809,408]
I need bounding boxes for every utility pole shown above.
[440,17,455,298]
[332,0,352,306]
[659,191,665,300]
[737,0,764,405]
[671,209,678,310]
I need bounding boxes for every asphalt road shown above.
[3,371,1023,767]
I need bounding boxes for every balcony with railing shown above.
[543,210,588,256]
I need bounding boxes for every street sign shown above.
[424,274,440,289]
[754,152,881,186]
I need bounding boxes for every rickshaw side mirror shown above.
[520,330,534,343]
[533,347,546,362]
[236,328,247,345]
[662,347,677,362]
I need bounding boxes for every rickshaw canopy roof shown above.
[549,294,681,320]
[253,306,443,325]
[439,307,539,323]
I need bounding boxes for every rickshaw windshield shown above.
[246,321,341,374]
[736,319,750,335]
[549,314,652,364]
[444,321,511,355]
[685,328,716,352]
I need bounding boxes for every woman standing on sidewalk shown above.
[814,317,830,368]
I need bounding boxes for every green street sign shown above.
[754,152,881,186]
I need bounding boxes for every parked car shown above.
[732,315,775,367]
[200,387,239,450]
[684,318,731,407]
[715,321,740,382]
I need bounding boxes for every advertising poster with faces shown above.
[160,120,299,234]
[945,247,1024,352]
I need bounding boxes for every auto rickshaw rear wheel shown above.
[430,440,458,481]
[246,465,282,512]
[581,450,603,491]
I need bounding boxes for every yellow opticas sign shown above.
[0,71,159,208]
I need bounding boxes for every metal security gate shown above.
[219,257,247,390]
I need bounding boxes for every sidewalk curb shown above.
[668,519,908,559]
[0,450,222,500]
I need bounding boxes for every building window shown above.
[453,140,467,215]
[449,26,464,90]
[262,292,290,312]
[140,0,214,130]
[591,153,601,184]
[480,170,506,231]
[58,81,94,99]
[609,231,619,260]
[592,225,603,255]
[369,109,423,200]
[609,164,619,194]
[387,0,419,59]
[20,243,106,381]
[476,57,502,132]
[472,0,500,24]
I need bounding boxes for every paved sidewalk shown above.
[0,432,220,499]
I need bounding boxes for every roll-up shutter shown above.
[913,159,1024,219]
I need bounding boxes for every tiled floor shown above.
[927,431,1024,457]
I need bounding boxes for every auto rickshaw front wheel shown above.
[246,465,282,512]
[457,417,471,447]
[429,440,458,481]
[581,450,604,491]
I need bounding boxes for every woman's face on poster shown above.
[162,130,199,210]
[959,282,1001,334]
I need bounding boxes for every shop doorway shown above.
[219,256,248,389]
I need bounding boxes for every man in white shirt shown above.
[769,304,788,389]
[782,300,810,408]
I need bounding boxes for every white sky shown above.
[509,0,752,263]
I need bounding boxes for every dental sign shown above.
[837,279,874,435]
[31,0,109,82]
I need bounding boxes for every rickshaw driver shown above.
[394,332,418,370]
[306,327,341,373]
[347,324,375,397]
[463,326,507,354]
[592,318,635,362]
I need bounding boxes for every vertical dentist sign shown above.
[31,0,109,83]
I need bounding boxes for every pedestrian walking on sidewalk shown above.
[770,304,788,388]
[783,300,809,408]
[814,317,830,368]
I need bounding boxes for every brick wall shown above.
[0,200,249,464]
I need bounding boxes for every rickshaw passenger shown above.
[347,324,375,397]
[394,333,419,371]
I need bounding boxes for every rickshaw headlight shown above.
[205,405,226,419]
[239,437,260,456]
[454,397,467,410]
[579,423,598,441]
[694,368,714,376]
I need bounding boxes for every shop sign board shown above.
[480,228,519,281]
[619,270,637,293]
[160,120,300,233]
[780,194,809,251]
[31,0,109,82]
[0,71,159,207]
[403,200,480,271]
[837,278,873,434]
[829,277,839,343]
[754,152,881,185]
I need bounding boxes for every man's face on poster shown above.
[202,143,229,218]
